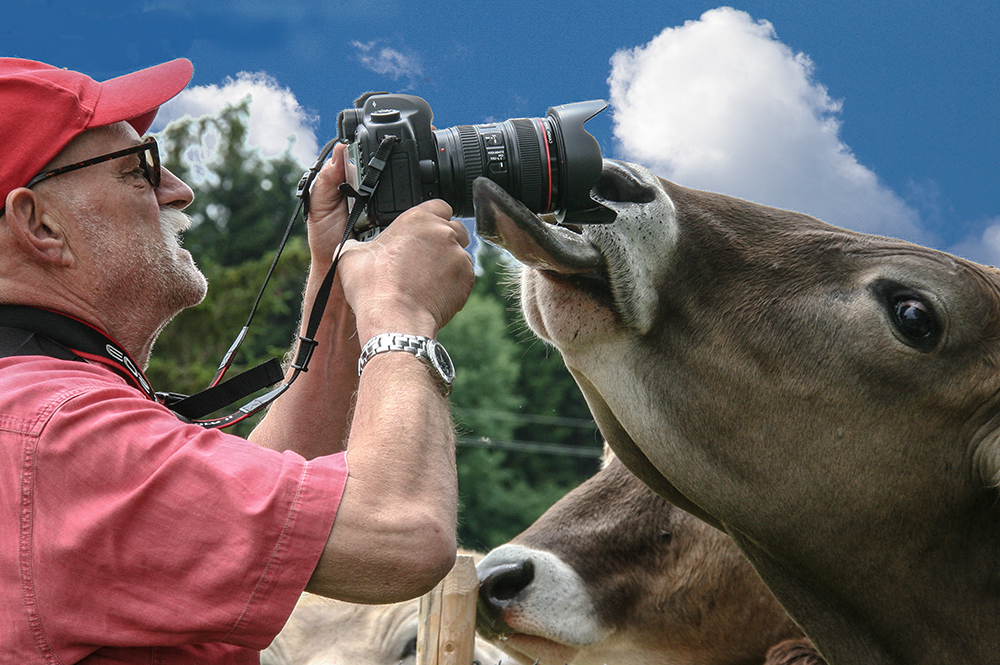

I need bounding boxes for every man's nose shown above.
[155,166,195,210]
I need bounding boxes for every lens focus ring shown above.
[512,119,546,212]
[456,125,483,212]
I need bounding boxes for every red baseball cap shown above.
[0,57,193,211]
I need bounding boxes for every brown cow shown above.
[476,450,823,665]
[473,160,1000,664]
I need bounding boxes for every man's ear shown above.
[3,188,73,265]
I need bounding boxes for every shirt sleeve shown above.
[24,376,348,652]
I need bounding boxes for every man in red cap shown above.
[0,58,473,663]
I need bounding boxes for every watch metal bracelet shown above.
[357,332,455,395]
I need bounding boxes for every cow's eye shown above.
[871,279,942,351]
[891,296,939,350]
[399,635,417,662]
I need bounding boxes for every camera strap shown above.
[287,135,398,371]
[179,134,399,428]
[0,305,284,422]
[0,304,160,400]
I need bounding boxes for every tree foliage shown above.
[158,97,306,267]
[150,101,601,551]
[442,247,603,550]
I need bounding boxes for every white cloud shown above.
[608,7,926,244]
[151,72,319,168]
[947,219,1000,267]
[351,40,423,80]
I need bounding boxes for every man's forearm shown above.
[248,268,361,458]
[305,349,459,602]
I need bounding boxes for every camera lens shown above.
[431,100,612,223]
[434,118,556,219]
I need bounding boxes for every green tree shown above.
[148,99,310,436]
[159,97,306,267]
[146,238,311,437]
[442,245,602,551]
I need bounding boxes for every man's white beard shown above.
[159,205,192,249]
[158,206,208,309]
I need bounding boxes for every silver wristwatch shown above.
[358,333,455,396]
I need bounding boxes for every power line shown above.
[451,406,597,429]
[457,435,603,458]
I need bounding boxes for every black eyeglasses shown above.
[1,136,161,217]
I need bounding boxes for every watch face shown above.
[433,343,455,379]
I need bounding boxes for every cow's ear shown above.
[973,423,1000,488]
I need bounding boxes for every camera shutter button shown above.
[370,109,401,123]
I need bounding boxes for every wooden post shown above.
[416,554,478,665]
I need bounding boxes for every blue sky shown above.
[5,0,999,263]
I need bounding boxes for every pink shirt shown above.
[0,356,349,664]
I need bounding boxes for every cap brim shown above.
[91,58,193,135]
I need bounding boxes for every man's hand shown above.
[305,143,474,342]
[336,201,474,341]
[252,142,474,460]
[304,142,352,267]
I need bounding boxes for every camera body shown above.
[337,93,615,236]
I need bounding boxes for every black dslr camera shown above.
[337,93,616,238]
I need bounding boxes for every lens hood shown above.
[547,100,616,224]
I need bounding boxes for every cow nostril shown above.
[480,560,535,604]
[592,165,656,204]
